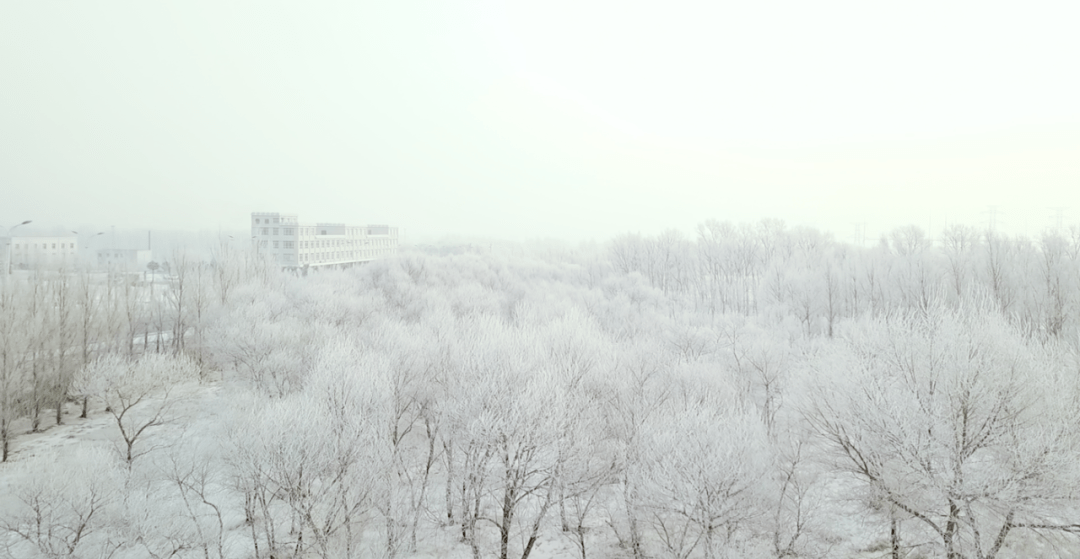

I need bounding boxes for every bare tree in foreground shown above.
[74,353,199,464]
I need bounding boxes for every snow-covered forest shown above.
[3,220,1080,559]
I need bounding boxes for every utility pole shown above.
[4,220,31,275]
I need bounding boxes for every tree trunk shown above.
[1,419,8,462]
[943,500,960,559]
[890,508,901,559]
[411,418,438,551]
[987,510,1014,559]
[500,485,514,559]
[444,442,455,524]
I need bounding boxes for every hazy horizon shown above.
[3,1,1078,243]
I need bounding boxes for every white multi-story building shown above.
[251,212,399,269]
[1,236,79,271]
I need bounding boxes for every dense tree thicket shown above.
[3,222,1080,559]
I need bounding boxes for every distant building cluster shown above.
[1,236,78,270]
[252,212,399,268]
[0,234,154,273]
[3,214,399,273]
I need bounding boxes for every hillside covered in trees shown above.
[3,220,1080,559]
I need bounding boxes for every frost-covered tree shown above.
[981,230,1018,316]
[1033,231,1077,340]
[441,318,568,559]
[0,446,125,559]
[226,357,387,559]
[74,353,200,463]
[695,220,767,316]
[599,339,674,559]
[808,303,1080,559]
[206,285,319,397]
[142,438,230,559]
[48,271,78,427]
[0,278,30,461]
[639,393,770,559]
[940,224,981,304]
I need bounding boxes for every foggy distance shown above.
[2,1,1079,240]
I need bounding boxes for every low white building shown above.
[96,248,153,273]
[1,236,79,271]
[251,212,400,269]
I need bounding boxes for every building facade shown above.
[251,212,399,268]
[1,236,79,271]
[96,248,153,273]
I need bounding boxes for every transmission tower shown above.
[1048,206,1067,233]
[982,205,1001,232]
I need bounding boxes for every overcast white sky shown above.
[2,1,1078,244]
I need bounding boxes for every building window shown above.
[262,228,269,235]
[273,228,279,235]
[273,241,279,249]
[284,228,294,235]
[284,241,295,249]
[255,219,260,224]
